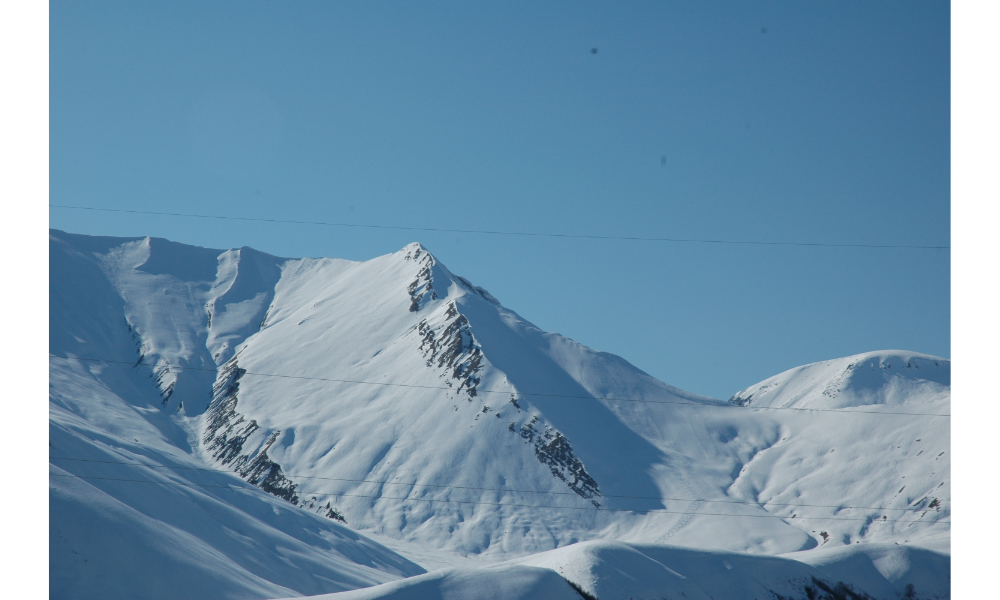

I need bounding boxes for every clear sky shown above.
[49,0,950,400]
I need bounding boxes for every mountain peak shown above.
[400,242,433,260]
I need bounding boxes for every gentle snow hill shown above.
[512,540,834,600]
[729,351,950,411]
[781,543,950,600]
[49,229,950,599]
[722,350,951,555]
[512,540,950,600]
[275,565,584,600]
[285,541,951,600]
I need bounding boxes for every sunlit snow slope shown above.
[50,231,425,600]
[49,229,950,599]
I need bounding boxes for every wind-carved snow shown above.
[86,236,287,417]
[205,247,284,364]
[727,381,778,407]
[723,350,950,553]
[453,274,501,305]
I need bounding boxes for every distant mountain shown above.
[49,229,950,599]
[729,351,950,411]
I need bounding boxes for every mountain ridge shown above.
[49,229,950,599]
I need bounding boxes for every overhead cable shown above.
[49,204,951,250]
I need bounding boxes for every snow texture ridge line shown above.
[50,204,953,249]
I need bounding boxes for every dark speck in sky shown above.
[591,48,598,54]
[660,156,667,166]
[760,27,767,34]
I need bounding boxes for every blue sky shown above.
[49,0,950,400]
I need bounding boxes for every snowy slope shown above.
[275,565,584,600]
[50,231,425,599]
[515,540,949,600]
[197,241,816,556]
[282,541,950,600]
[782,543,950,600]
[724,351,951,554]
[49,229,950,598]
[729,351,950,411]
[196,240,949,557]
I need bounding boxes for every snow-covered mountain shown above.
[49,229,950,599]
[728,351,950,412]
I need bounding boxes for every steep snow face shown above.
[728,351,950,411]
[49,230,426,600]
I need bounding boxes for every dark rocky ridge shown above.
[405,246,437,312]
[511,416,602,506]
[204,358,300,505]
[404,247,602,506]
[203,357,350,522]
[417,301,484,398]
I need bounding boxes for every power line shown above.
[50,455,938,512]
[48,471,947,523]
[48,204,951,250]
[49,354,952,417]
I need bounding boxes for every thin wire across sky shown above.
[49,204,951,250]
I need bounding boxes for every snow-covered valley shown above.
[49,229,950,599]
